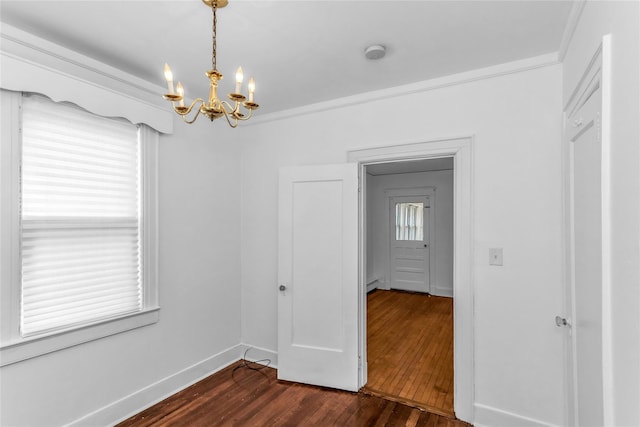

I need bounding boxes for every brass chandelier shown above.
[162,0,259,127]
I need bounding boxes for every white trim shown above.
[560,105,575,427]
[473,403,563,427]
[0,90,22,352]
[0,24,172,134]
[67,344,244,427]
[140,126,160,310]
[558,0,588,62]
[251,53,558,125]
[366,278,382,293]
[348,136,474,424]
[432,286,454,298]
[1,309,159,367]
[599,34,614,427]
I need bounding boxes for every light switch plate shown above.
[489,248,503,266]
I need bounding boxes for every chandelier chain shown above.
[211,3,217,71]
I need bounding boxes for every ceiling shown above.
[0,1,573,115]
[367,157,453,176]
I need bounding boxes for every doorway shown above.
[348,136,474,423]
[363,158,454,416]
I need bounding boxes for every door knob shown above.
[279,285,286,291]
[555,316,569,327]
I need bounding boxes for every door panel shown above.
[278,163,359,391]
[570,102,604,426]
[389,195,430,293]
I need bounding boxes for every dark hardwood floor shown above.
[117,360,471,427]
[365,290,454,417]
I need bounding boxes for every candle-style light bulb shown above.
[163,63,175,94]
[248,77,255,102]
[235,66,244,94]
[176,82,185,107]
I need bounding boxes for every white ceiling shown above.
[0,1,573,115]
[366,157,453,176]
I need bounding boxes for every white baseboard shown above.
[431,285,453,297]
[366,279,383,293]
[473,403,562,427]
[66,344,243,427]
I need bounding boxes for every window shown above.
[395,202,424,241]
[21,94,144,336]
[0,91,159,365]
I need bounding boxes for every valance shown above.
[1,24,173,134]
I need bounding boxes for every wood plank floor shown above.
[364,290,454,417]
[117,360,471,427]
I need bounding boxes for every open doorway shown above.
[349,136,474,423]
[363,158,455,416]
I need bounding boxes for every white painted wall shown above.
[562,1,640,425]
[0,117,243,426]
[239,64,565,426]
[367,170,454,296]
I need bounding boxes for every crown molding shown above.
[248,52,560,126]
[558,0,588,62]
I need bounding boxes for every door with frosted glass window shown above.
[388,195,430,293]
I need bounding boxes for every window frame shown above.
[0,90,159,366]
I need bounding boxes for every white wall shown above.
[0,117,243,426]
[562,1,640,425]
[367,170,454,296]
[240,64,565,426]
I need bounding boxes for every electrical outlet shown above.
[489,248,503,266]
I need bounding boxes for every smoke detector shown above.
[364,44,386,60]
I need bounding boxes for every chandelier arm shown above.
[220,100,238,114]
[179,99,206,124]
[180,108,200,125]
[221,108,239,128]
[181,110,203,124]
[174,98,206,116]
[220,100,254,122]
[236,107,254,121]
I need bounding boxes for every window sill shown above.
[0,308,159,367]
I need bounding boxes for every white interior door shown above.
[564,39,610,426]
[388,195,430,293]
[277,163,359,391]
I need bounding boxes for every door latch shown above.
[555,316,569,327]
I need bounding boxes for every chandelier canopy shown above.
[162,0,259,127]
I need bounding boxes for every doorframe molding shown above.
[348,135,475,423]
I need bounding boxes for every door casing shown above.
[348,136,474,423]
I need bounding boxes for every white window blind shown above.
[395,202,424,241]
[20,94,142,337]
